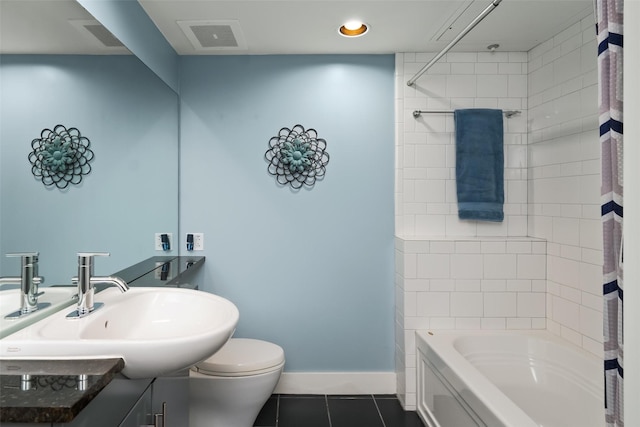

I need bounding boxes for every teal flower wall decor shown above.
[265,125,330,189]
[281,139,312,173]
[28,125,94,189]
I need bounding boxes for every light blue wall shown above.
[179,55,395,371]
[0,55,178,284]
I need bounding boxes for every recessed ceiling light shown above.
[339,20,369,37]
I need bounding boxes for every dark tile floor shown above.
[254,394,424,427]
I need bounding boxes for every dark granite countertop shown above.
[0,358,124,423]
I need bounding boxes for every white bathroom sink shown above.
[0,287,77,339]
[0,287,239,379]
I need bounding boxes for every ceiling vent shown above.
[83,24,124,47]
[69,20,127,50]
[177,20,248,51]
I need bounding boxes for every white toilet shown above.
[189,338,285,427]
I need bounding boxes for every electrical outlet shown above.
[186,233,204,251]
[154,233,173,251]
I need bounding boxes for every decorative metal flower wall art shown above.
[28,125,94,189]
[265,124,330,189]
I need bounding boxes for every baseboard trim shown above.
[273,372,397,395]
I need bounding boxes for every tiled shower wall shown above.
[394,50,534,410]
[394,10,601,410]
[527,13,602,356]
[395,51,529,236]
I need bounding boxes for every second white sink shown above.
[0,287,239,379]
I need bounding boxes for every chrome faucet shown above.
[67,252,129,318]
[1,252,46,319]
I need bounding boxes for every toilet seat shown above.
[193,338,285,377]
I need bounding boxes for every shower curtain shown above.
[598,0,624,425]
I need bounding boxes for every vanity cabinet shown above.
[62,373,189,427]
[60,377,153,427]
[115,380,153,427]
[150,370,190,426]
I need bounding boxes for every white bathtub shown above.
[415,330,603,427]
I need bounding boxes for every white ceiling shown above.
[0,0,130,54]
[0,0,593,55]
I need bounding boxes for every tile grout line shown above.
[372,394,388,427]
[325,394,333,427]
[275,394,280,427]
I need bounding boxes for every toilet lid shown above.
[195,338,285,376]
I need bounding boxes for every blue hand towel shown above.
[454,109,504,222]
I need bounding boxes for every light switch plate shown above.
[187,233,204,251]
[154,233,173,251]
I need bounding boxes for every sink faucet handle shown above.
[77,252,110,259]
[6,252,39,258]
[5,252,41,278]
[5,252,40,279]
[6,252,39,271]
[77,252,110,271]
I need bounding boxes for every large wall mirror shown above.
[0,1,179,292]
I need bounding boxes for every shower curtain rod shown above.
[406,0,503,87]
[412,109,521,118]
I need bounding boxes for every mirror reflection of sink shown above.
[0,287,77,339]
[0,287,239,379]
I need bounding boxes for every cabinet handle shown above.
[154,402,167,427]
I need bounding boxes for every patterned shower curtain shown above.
[597,0,624,425]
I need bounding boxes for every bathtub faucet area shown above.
[1,252,46,318]
[67,252,129,318]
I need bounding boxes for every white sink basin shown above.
[0,287,239,379]
[0,287,77,339]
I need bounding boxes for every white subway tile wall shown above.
[396,50,528,236]
[394,12,602,410]
[527,13,602,357]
